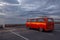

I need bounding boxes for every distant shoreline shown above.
[0,22,60,27]
[55,22,60,24]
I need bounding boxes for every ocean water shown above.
[0,17,60,24]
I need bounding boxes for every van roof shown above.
[27,17,53,20]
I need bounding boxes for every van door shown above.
[30,19,37,28]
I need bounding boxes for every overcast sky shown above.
[0,0,60,19]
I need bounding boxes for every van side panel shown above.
[30,22,46,29]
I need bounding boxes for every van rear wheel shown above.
[48,30,53,32]
[39,28,44,32]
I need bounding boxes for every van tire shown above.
[39,28,44,32]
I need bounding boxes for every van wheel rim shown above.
[39,28,43,32]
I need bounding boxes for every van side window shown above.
[31,19,36,22]
[38,19,44,22]
[27,19,30,22]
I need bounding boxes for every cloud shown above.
[0,1,21,18]
[19,0,48,11]
[45,5,57,10]
[0,2,8,6]
[0,0,19,4]
[0,13,6,15]
[21,4,40,11]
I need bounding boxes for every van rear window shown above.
[48,19,53,22]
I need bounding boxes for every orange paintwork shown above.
[26,17,54,32]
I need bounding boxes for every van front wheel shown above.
[26,27,30,29]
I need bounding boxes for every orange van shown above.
[26,17,54,32]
